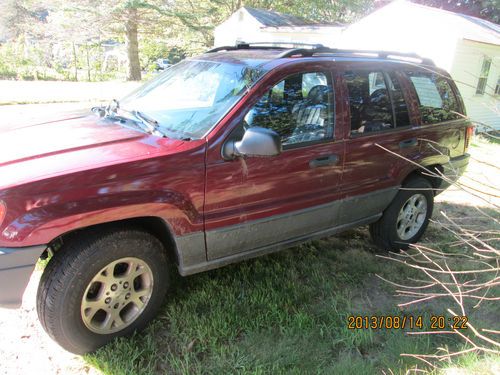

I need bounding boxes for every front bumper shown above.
[439,153,470,192]
[0,245,46,308]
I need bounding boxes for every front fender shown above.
[0,189,203,247]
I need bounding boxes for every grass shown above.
[82,138,499,374]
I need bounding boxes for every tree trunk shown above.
[72,42,78,81]
[86,43,91,81]
[125,8,141,81]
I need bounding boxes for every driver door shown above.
[204,68,345,260]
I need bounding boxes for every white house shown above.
[213,7,343,48]
[339,0,500,130]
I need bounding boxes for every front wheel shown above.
[370,177,434,251]
[36,228,169,354]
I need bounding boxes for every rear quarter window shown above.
[406,71,462,124]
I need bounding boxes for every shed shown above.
[213,7,343,48]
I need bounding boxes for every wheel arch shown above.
[46,216,180,269]
[401,164,444,193]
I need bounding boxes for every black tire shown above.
[370,177,434,251]
[36,227,169,354]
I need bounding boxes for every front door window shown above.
[243,71,334,147]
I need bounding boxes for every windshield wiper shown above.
[133,111,161,133]
[98,99,190,140]
[95,99,155,135]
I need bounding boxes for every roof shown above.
[455,12,500,44]
[243,6,317,27]
[353,0,500,46]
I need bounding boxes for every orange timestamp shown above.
[347,315,469,330]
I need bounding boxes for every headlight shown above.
[0,201,6,227]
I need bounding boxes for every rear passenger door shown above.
[339,68,420,224]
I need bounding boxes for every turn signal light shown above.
[0,201,6,227]
[465,126,474,152]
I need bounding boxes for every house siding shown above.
[451,39,500,130]
[214,8,265,47]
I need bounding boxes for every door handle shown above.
[399,138,418,149]
[309,154,339,168]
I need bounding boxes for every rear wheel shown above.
[370,177,434,251]
[37,228,169,354]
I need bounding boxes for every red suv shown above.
[0,44,471,353]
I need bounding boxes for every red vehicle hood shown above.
[0,114,194,190]
[1,115,146,166]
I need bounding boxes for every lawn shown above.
[83,137,499,375]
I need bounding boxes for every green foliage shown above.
[139,39,187,72]
[412,0,500,24]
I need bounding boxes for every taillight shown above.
[0,201,6,227]
[465,126,474,152]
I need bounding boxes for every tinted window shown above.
[244,72,333,146]
[406,71,461,124]
[387,72,410,128]
[345,71,393,135]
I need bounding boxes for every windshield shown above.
[120,59,268,139]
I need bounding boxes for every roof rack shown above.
[279,47,435,66]
[206,42,324,53]
[206,43,435,66]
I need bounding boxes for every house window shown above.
[495,77,500,96]
[476,56,491,95]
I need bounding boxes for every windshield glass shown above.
[120,59,268,139]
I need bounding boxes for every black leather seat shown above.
[286,85,330,144]
[292,85,329,127]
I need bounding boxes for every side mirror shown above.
[91,106,106,117]
[223,127,282,159]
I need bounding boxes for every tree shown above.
[0,0,47,39]
[403,0,499,23]
[56,0,168,81]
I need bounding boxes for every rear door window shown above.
[345,70,394,135]
[406,71,461,124]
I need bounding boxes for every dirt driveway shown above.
[0,271,101,375]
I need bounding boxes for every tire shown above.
[36,227,169,354]
[370,177,434,252]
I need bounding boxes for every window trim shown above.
[475,56,492,95]
[244,69,337,149]
[349,124,414,139]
